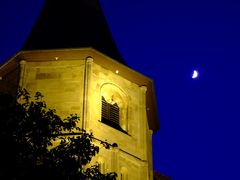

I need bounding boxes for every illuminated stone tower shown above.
[0,0,159,179]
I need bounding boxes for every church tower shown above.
[0,0,159,179]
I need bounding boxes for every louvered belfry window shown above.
[101,96,122,130]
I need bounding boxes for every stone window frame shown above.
[100,83,128,134]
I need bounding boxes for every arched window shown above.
[100,83,128,133]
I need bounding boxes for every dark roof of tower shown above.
[22,0,126,65]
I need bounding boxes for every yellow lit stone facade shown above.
[0,48,159,180]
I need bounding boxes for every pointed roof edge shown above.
[22,0,126,65]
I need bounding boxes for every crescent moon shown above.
[192,70,198,79]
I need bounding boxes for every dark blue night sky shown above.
[1,0,240,179]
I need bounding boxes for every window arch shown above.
[100,83,128,133]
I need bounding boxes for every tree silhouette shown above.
[0,89,117,180]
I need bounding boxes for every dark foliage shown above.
[0,89,117,180]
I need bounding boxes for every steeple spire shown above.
[22,0,125,64]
